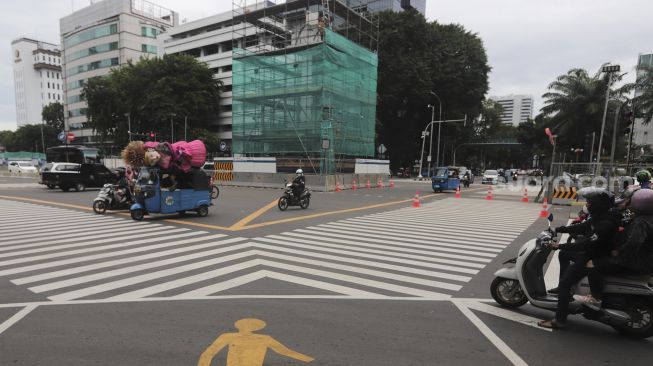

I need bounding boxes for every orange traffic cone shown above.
[377,179,383,189]
[335,182,342,192]
[521,188,529,203]
[366,180,371,189]
[485,186,493,200]
[389,179,395,188]
[352,179,358,191]
[539,198,549,218]
[455,186,461,198]
[412,191,421,208]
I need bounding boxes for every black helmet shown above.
[581,188,614,216]
[630,189,653,215]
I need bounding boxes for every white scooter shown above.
[491,214,653,338]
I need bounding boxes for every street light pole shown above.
[417,129,429,178]
[125,113,131,142]
[184,116,187,141]
[429,91,442,170]
[170,113,176,142]
[596,64,620,175]
[608,103,623,191]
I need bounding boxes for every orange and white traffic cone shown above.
[412,191,421,208]
[485,186,493,200]
[335,182,342,192]
[455,186,461,198]
[377,179,383,189]
[521,188,529,203]
[352,179,358,191]
[389,179,395,188]
[539,198,550,218]
[366,180,371,189]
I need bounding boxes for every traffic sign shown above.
[377,144,387,154]
[67,132,75,142]
[219,141,228,152]
[57,132,66,142]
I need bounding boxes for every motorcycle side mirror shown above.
[548,213,554,222]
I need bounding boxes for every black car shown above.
[40,163,118,192]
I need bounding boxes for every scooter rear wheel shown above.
[491,277,528,308]
[613,298,653,339]
[299,197,310,209]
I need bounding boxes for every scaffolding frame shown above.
[231,0,379,174]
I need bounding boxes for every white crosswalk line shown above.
[0,219,125,242]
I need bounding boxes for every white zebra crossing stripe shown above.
[0,197,540,302]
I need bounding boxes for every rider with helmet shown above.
[538,188,621,329]
[291,169,306,199]
[576,189,653,310]
[636,169,651,189]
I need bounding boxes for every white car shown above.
[8,161,38,175]
[482,170,500,184]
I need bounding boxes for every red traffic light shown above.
[149,132,155,138]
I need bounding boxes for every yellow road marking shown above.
[237,193,440,230]
[229,199,279,230]
[198,318,314,366]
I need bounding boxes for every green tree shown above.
[84,54,222,147]
[41,102,65,131]
[540,67,629,157]
[1,124,59,152]
[376,10,490,171]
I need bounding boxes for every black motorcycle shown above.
[278,182,311,211]
[92,183,133,214]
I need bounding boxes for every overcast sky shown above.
[1,0,651,131]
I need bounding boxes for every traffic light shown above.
[620,109,634,135]
[149,132,156,141]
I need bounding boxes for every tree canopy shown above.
[376,10,491,171]
[42,102,65,132]
[83,54,222,148]
[0,124,59,152]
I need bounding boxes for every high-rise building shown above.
[633,53,653,147]
[348,0,426,15]
[11,38,63,128]
[489,94,533,126]
[60,0,177,144]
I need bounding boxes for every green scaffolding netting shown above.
[232,28,377,164]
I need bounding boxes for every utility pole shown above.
[428,91,442,171]
[608,103,623,191]
[170,113,176,142]
[125,113,131,142]
[184,116,188,141]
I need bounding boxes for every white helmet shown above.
[296,169,303,176]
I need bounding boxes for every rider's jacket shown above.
[612,215,653,274]
[556,209,621,259]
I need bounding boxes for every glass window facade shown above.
[67,79,86,91]
[64,23,118,48]
[141,26,160,38]
[66,42,118,63]
[67,94,85,104]
[141,44,158,54]
[67,57,119,76]
[68,108,87,117]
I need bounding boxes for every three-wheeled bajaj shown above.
[431,166,461,193]
[129,166,212,221]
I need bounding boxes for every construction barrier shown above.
[551,186,577,205]
[213,161,234,181]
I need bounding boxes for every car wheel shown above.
[46,184,56,189]
[93,200,107,214]
[75,182,85,192]
[130,209,144,221]
[196,204,209,217]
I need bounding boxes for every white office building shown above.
[11,38,63,128]
[633,52,653,147]
[60,0,177,144]
[489,94,534,126]
[348,0,426,14]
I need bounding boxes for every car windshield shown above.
[42,163,54,171]
[485,170,498,175]
[434,168,447,177]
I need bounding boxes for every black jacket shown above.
[613,215,653,273]
[557,209,621,259]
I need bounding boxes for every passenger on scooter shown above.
[636,170,651,189]
[575,189,653,310]
[538,189,620,329]
[291,169,305,198]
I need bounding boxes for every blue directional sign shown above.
[58,131,66,142]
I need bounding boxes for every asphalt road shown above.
[0,178,651,365]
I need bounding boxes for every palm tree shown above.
[540,67,629,154]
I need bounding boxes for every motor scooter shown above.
[93,183,132,214]
[278,181,311,211]
[491,214,653,338]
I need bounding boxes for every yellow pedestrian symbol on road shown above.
[198,318,315,366]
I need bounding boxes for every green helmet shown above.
[636,170,651,183]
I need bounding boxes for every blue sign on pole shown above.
[57,132,66,142]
